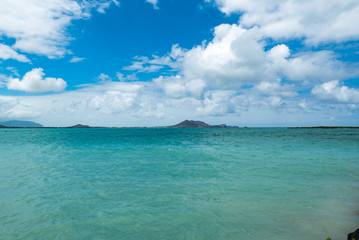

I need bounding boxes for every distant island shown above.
[69,124,91,128]
[0,120,43,128]
[167,120,236,128]
[0,120,90,129]
[1,119,358,129]
[0,120,237,129]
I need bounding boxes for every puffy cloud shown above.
[6,68,67,93]
[268,45,352,83]
[311,80,359,103]
[162,81,186,98]
[0,80,358,127]
[0,44,30,63]
[185,79,207,98]
[88,84,143,114]
[0,0,358,126]
[182,24,268,89]
[254,81,297,97]
[197,90,237,116]
[178,23,350,90]
[209,0,359,44]
[154,76,207,99]
[0,0,118,58]
[0,96,41,119]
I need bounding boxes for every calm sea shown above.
[0,128,358,240]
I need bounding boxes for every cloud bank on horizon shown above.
[0,0,358,126]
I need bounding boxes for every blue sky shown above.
[0,0,359,127]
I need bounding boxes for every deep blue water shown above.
[0,128,358,239]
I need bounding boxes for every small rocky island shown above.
[69,124,91,128]
[168,120,236,128]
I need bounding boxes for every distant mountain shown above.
[169,120,229,128]
[69,124,91,128]
[0,120,43,128]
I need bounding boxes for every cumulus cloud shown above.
[177,23,351,90]
[197,90,237,116]
[268,45,352,83]
[88,84,143,114]
[254,81,297,97]
[0,44,30,63]
[154,76,207,99]
[0,0,358,127]
[0,80,358,127]
[0,96,41,119]
[209,0,359,44]
[182,24,268,89]
[6,68,67,93]
[0,0,118,58]
[311,80,359,103]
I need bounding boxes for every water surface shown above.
[0,128,358,239]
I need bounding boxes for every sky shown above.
[0,0,359,127]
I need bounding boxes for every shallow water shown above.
[0,128,358,240]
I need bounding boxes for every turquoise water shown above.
[0,128,358,240]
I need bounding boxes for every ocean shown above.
[0,128,358,240]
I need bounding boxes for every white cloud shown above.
[96,1,111,13]
[5,67,20,77]
[124,57,164,72]
[70,56,85,63]
[0,44,30,63]
[178,23,351,90]
[197,90,237,116]
[116,72,138,81]
[0,0,118,58]
[145,0,159,9]
[311,80,359,103]
[98,73,112,82]
[116,72,125,81]
[163,81,186,98]
[185,79,207,98]
[0,96,41,119]
[268,45,352,83]
[0,80,358,127]
[88,85,143,114]
[182,24,268,89]
[6,68,67,93]
[0,0,358,126]
[209,0,359,44]
[254,81,297,97]
[124,45,185,73]
[154,76,206,99]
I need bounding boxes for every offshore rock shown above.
[348,228,359,240]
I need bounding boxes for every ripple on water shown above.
[0,128,358,240]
